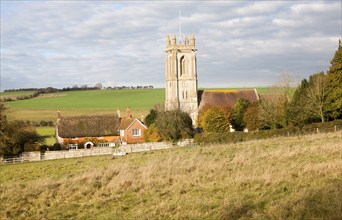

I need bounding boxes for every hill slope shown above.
[1,132,341,219]
[4,89,165,121]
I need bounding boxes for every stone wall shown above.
[2,139,195,164]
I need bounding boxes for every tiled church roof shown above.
[198,89,259,111]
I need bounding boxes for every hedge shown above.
[194,120,342,144]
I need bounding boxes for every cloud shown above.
[0,1,340,90]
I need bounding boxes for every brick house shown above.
[119,108,147,144]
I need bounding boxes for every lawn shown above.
[1,132,341,219]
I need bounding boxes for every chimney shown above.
[126,107,132,118]
[141,113,145,123]
[117,108,121,118]
[57,109,61,119]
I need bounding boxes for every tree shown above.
[289,72,328,125]
[231,98,250,131]
[0,102,12,155]
[306,72,328,122]
[145,109,158,127]
[325,40,342,120]
[154,110,193,141]
[198,106,231,133]
[288,78,311,125]
[0,101,43,156]
[144,124,162,142]
[95,83,103,90]
[243,104,261,131]
[258,74,292,129]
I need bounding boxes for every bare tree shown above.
[258,73,292,129]
[305,73,327,122]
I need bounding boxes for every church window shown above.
[179,56,184,77]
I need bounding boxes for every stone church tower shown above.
[165,33,198,124]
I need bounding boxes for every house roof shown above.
[120,117,135,130]
[198,89,259,111]
[120,117,147,130]
[57,114,120,138]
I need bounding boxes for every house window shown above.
[71,137,78,140]
[69,144,78,150]
[132,129,141,136]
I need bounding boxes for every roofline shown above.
[125,118,147,130]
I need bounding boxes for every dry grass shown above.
[1,132,341,219]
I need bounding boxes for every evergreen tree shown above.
[325,40,342,120]
[145,109,158,127]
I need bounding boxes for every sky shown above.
[1,1,341,90]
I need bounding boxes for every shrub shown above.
[194,120,342,144]
[144,124,162,142]
[198,106,231,133]
[155,109,193,141]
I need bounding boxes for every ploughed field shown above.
[1,132,341,219]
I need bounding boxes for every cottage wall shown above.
[122,121,146,143]
[62,136,120,145]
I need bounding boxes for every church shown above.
[164,33,259,125]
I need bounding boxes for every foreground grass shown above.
[1,132,341,219]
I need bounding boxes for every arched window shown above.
[179,56,185,77]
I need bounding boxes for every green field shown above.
[4,89,165,121]
[36,127,56,146]
[0,91,36,99]
[3,88,274,122]
[1,132,341,219]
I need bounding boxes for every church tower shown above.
[165,33,198,124]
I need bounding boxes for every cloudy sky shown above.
[1,1,341,90]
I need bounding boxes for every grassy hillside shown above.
[4,89,165,121]
[4,88,272,122]
[1,132,341,219]
[36,127,56,146]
